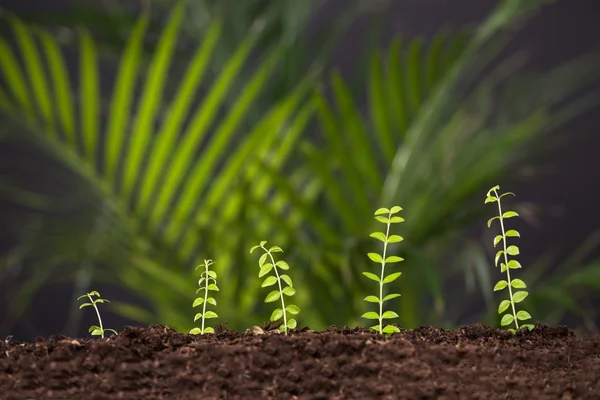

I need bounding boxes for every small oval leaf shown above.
[502,211,519,219]
[259,263,273,277]
[498,300,511,314]
[516,310,531,321]
[204,311,218,319]
[390,206,402,214]
[507,260,522,269]
[270,308,283,321]
[286,304,301,315]
[512,291,528,303]
[381,310,399,319]
[265,290,280,303]
[510,279,527,288]
[500,314,514,326]
[276,260,290,270]
[362,272,380,282]
[383,272,402,283]
[493,280,508,291]
[368,253,383,263]
[387,235,404,243]
[192,298,204,307]
[506,245,519,256]
[280,274,293,287]
[369,232,387,242]
[505,230,520,237]
[282,286,296,296]
[383,293,401,301]
[361,311,380,320]
[385,256,403,263]
[374,207,389,215]
[364,295,380,303]
[287,319,297,329]
[261,276,278,287]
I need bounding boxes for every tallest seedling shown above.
[485,185,534,332]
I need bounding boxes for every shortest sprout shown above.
[78,291,118,338]
[190,259,219,335]
[250,241,300,336]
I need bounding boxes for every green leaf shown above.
[500,263,507,273]
[193,313,202,322]
[287,319,297,329]
[264,290,280,303]
[385,256,404,263]
[204,311,218,319]
[364,295,380,303]
[259,253,268,267]
[516,310,531,321]
[269,246,284,253]
[189,328,201,335]
[192,298,203,307]
[286,305,301,315]
[259,263,273,277]
[369,324,382,332]
[487,216,499,227]
[498,300,511,314]
[381,310,399,319]
[122,3,184,197]
[382,325,400,334]
[495,250,503,267]
[206,271,217,279]
[79,303,92,309]
[369,232,387,242]
[521,324,535,331]
[368,253,383,263]
[270,308,283,321]
[383,293,401,301]
[506,246,519,256]
[280,274,293,287]
[387,235,404,243]
[90,329,103,336]
[505,230,520,238]
[502,211,519,219]
[203,327,215,334]
[390,206,402,214]
[207,283,219,291]
[375,216,389,224]
[361,311,380,320]
[485,196,497,204]
[510,279,527,288]
[261,276,278,287]
[276,260,290,270]
[206,297,217,306]
[493,235,503,247]
[383,272,402,283]
[507,260,522,269]
[282,286,296,296]
[500,314,514,326]
[374,207,390,215]
[493,280,508,291]
[512,291,528,303]
[389,216,405,223]
[362,272,381,283]
[249,245,260,253]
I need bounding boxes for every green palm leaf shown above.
[0,2,313,331]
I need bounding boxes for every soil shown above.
[1,323,598,400]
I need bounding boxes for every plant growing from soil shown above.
[362,206,405,336]
[250,241,300,335]
[77,291,118,338]
[190,259,219,335]
[485,185,534,332]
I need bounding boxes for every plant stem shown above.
[264,245,288,335]
[378,212,392,334]
[88,294,105,338]
[494,189,519,330]
[202,261,209,334]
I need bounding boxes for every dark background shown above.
[1,0,598,339]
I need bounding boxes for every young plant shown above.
[190,259,219,335]
[250,241,300,335]
[485,185,534,332]
[77,291,118,338]
[362,206,405,336]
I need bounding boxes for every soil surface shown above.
[1,323,598,399]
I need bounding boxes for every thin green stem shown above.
[494,189,519,330]
[202,261,209,334]
[378,213,392,334]
[264,245,288,335]
[88,294,105,338]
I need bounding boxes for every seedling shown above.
[250,241,300,335]
[190,259,219,335]
[485,185,534,333]
[77,291,118,338]
[362,206,405,336]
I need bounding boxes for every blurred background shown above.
[0,0,598,341]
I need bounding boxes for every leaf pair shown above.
[486,185,534,333]
[190,259,219,335]
[362,206,404,336]
[251,241,300,335]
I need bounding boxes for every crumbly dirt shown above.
[1,323,598,399]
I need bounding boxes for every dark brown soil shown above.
[1,323,599,400]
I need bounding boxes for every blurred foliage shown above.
[0,0,599,337]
